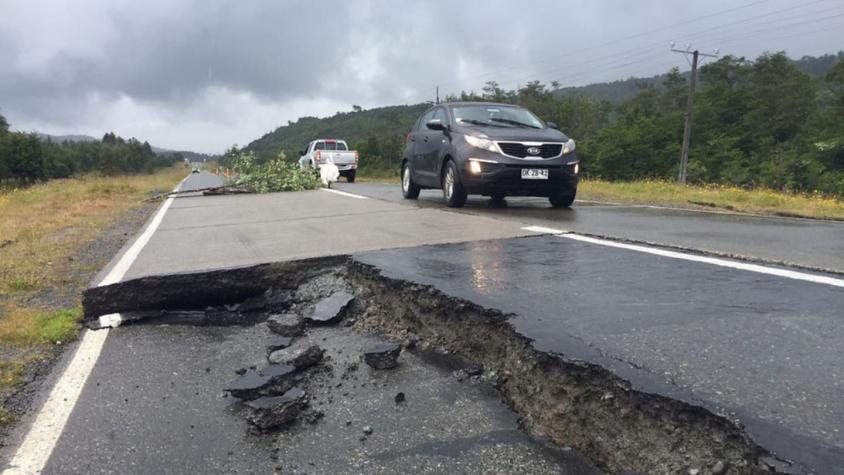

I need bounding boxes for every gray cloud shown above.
[1,0,842,153]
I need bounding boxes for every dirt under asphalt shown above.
[75,259,804,474]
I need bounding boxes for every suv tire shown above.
[549,189,576,208]
[442,161,467,208]
[401,162,420,199]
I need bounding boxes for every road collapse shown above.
[82,257,798,474]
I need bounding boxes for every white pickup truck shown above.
[298,139,359,183]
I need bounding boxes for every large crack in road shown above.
[81,257,810,474]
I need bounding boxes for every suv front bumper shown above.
[460,159,579,197]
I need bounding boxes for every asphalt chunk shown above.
[363,342,401,370]
[244,387,307,431]
[267,313,304,337]
[267,344,324,369]
[306,291,354,325]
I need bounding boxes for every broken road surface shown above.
[3,172,844,474]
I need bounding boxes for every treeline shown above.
[244,51,844,196]
[453,52,844,195]
[0,117,180,187]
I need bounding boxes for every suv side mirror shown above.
[546,121,560,130]
[299,150,306,156]
[426,119,447,131]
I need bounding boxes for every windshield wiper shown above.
[489,118,541,129]
[457,119,508,127]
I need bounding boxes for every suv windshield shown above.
[452,105,543,129]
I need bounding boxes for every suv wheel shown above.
[401,162,420,199]
[549,189,576,208]
[442,161,467,208]
[347,170,356,183]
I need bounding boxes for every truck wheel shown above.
[549,189,576,208]
[442,161,467,208]
[347,170,356,183]
[401,162,420,199]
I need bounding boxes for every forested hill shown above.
[554,51,844,106]
[244,103,429,162]
[238,51,844,196]
[244,52,844,163]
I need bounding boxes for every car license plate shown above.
[521,168,548,180]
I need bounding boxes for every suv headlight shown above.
[563,138,576,155]
[464,135,501,153]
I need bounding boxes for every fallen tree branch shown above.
[142,186,252,202]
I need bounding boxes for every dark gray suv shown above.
[401,102,579,208]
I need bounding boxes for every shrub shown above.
[228,151,320,192]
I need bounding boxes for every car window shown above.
[314,141,325,151]
[318,140,345,151]
[453,105,544,128]
[432,108,446,123]
[417,110,436,131]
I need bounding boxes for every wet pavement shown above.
[41,322,600,474]
[335,182,844,273]
[8,173,844,474]
[354,235,844,472]
[105,175,532,280]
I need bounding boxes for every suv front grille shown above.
[497,142,563,158]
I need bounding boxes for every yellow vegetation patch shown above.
[579,179,844,220]
[0,166,185,416]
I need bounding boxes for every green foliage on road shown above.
[227,150,320,192]
[243,51,844,197]
[0,118,180,188]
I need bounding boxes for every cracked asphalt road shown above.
[335,182,844,273]
[4,173,843,474]
[355,235,844,472]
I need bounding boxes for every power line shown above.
[464,0,833,93]
[694,10,844,48]
[668,0,826,43]
[434,0,773,90]
[714,21,844,49]
[414,0,836,103]
[502,0,834,89]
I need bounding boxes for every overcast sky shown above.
[1,0,842,153]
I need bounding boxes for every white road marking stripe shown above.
[319,188,368,200]
[4,177,187,475]
[560,233,844,288]
[98,196,177,286]
[4,330,107,474]
[521,225,566,234]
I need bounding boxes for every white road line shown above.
[560,233,844,288]
[319,188,368,200]
[4,177,186,475]
[521,225,566,235]
[3,330,107,474]
[98,196,176,286]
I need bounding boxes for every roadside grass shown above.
[579,179,844,220]
[0,166,185,419]
[0,307,80,347]
[356,172,844,220]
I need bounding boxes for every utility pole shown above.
[671,44,718,184]
[436,86,439,104]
